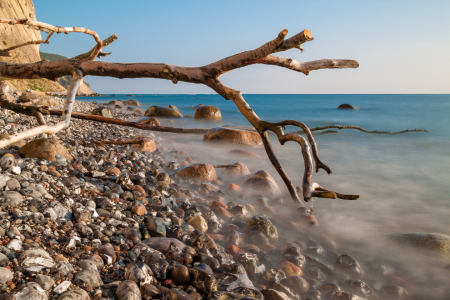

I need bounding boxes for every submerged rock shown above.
[194,105,222,120]
[243,170,281,196]
[175,163,217,182]
[337,103,358,110]
[203,127,262,146]
[138,117,161,126]
[144,106,183,118]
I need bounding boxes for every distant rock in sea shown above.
[337,103,358,110]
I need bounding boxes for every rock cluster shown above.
[0,92,420,300]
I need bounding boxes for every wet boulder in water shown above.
[92,107,112,117]
[262,268,286,283]
[131,137,157,153]
[19,138,73,162]
[385,232,450,263]
[194,105,222,120]
[123,99,140,106]
[344,279,378,300]
[221,162,251,178]
[171,263,191,286]
[284,276,310,294]
[283,244,305,268]
[319,283,341,298]
[261,289,291,300]
[203,127,263,146]
[379,285,408,300]
[230,149,262,159]
[245,216,279,241]
[138,117,161,126]
[144,106,183,118]
[335,254,363,278]
[337,103,358,110]
[175,163,217,182]
[243,171,281,197]
[268,281,301,300]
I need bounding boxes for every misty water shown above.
[82,94,450,299]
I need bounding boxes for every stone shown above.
[337,103,358,110]
[175,163,217,182]
[131,137,157,153]
[19,139,73,162]
[142,237,187,253]
[204,127,262,146]
[386,232,450,263]
[0,134,25,147]
[96,243,117,264]
[131,204,146,216]
[194,105,222,120]
[280,261,303,277]
[18,91,58,106]
[123,99,140,106]
[138,117,161,126]
[35,274,55,290]
[92,107,112,118]
[335,254,363,278]
[245,216,279,240]
[73,269,103,288]
[230,149,262,159]
[0,267,13,283]
[53,281,71,294]
[221,162,250,178]
[0,252,8,266]
[171,263,190,286]
[125,261,155,286]
[226,183,243,194]
[2,190,23,207]
[144,106,183,118]
[188,216,208,233]
[6,282,48,300]
[116,280,141,300]
[243,171,281,196]
[20,249,56,268]
[6,178,20,191]
[57,289,90,300]
[0,174,10,190]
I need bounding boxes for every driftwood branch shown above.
[0,18,103,61]
[307,125,428,135]
[0,18,364,205]
[72,34,118,60]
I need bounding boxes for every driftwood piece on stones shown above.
[0,17,367,205]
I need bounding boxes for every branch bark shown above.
[0,18,364,205]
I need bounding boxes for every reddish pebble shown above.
[227,244,244,255]
[181,161,189,166]
[226,183,242,194]
[186,157,195,164]
[209,201,227,210]
[213,206,233,219]
[209,234,224,241]
[206,196,225,203]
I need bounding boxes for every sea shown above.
[79,94,450,297]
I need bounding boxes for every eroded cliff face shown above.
[0,0,93,93]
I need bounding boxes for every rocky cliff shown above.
[0,0,93,93]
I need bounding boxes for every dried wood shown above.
[0,17,366,205]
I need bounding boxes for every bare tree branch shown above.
[0,18,103,61]
[0,19,364,205]
[72,34,118,60]
[307,125,428,135]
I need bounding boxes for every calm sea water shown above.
[79,94,450,297]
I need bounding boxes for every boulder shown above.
[144,106,183,118]
[18,91,59,107]
[204,127,262,146]
[175,163,217,182]
[337,103,358,110]
[221,162,250,178]
[138,117,161,126]
[229,149,262,159]
[57,289,90,300]
[19,139,73,162]
[243,171,281,196]
[386,232,450,263]
[123,99,140,106]
[0,134,26,147]
[194,105,222,120]
[168,105,179,111]
[92,107,112,118]
[131,137,157,153]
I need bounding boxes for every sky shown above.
[35,0,450,94]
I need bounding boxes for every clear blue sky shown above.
[35,0,450,94]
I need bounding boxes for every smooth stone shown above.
[188,216,208,233]
[36,274,55,290]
